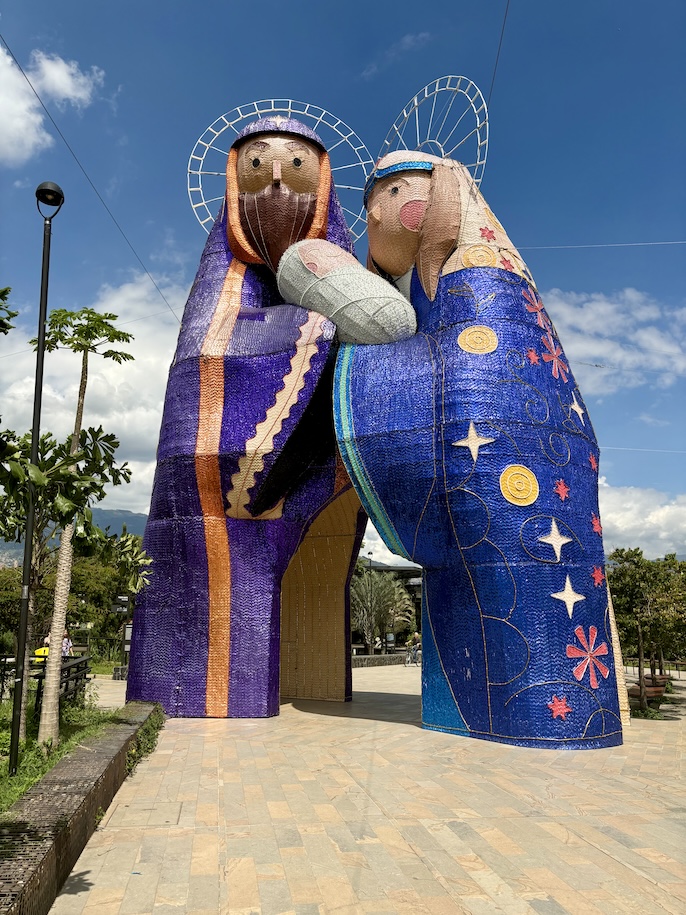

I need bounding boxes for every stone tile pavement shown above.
[53,667,685,914]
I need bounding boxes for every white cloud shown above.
[638,413,670,427]
[361,32,431,80]
[28,51,104,109]
[362,521,420,569]
[364,479,686,570]
[598,478,686,559]
[542,287,686,396]
[0,272,186,512]
[2,274,683,559]
[0,47,104,167]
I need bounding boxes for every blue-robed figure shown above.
[329,151,627,749]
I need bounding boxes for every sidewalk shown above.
[54,667,685,914]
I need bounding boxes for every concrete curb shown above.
[0,702,159,915]
[351,653,406,667]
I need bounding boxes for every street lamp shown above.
[8,182,65,776]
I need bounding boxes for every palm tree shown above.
[37,309,132,748]
[350,569,415,654]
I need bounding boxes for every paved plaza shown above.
[52,667,685,914]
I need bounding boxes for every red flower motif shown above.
[591,513,602,535]
[500,257,514,271]
[591,566,605,587]
[547,695,572,720]
[480,226,496,242]
[554,479,570,501]
[566,625,610,689]
[541,333,569,383]
[589,453,598,472]
[522,287,552,332]
[526,348,540,365]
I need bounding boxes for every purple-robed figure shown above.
[127,117,366,717]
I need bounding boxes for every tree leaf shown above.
[27,464,48,486]
[54,494,77,515]
[7,460,25,482]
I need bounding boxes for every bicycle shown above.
[405,644,421,666]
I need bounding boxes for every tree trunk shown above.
[659,646,665,677]
[37,349,88,749]
[18,603,33,743]
[37,521,75,748]
[637,620,647,711]
[649,647,657,687]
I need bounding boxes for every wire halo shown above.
[187,99,373,241]
[377,76,489,186]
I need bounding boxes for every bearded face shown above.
[235,134,322,272]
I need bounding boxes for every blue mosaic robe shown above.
[335,266,623,749]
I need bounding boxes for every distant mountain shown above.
[90,508,148,538]
[0,508,149,567]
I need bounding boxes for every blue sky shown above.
[0,0,684,560]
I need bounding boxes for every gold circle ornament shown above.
[499,465,540,506]
[457,325,498,354]
[462,244,497,268]
[484,206,505,233]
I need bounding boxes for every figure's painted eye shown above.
[390,186,399,196]
[293,157,302,168]
[252,158,261,168]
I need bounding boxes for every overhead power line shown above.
[520,240,686,251]
[0,33,181,325]
[601,447,686,455]
[487,0,511,109]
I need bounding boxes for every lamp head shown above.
[35,182,65,215]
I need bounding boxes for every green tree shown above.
[0,287,18,461]
[0,287,18,336]
[0,567,22,642]
[30,309,132,748]
[0,427,130,740]
[607,548,686,710]
[88,532,151,660]
[350,568,415,654]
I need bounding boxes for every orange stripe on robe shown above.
[195,260,245,717]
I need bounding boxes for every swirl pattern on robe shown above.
[335,154,625,749]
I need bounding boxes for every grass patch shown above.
[630,705,663,719]
[90,659,118,677]
[125,704,165,774]
[0,691,121,816]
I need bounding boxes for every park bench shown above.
[31,655,92,716]
[627,684,666,708]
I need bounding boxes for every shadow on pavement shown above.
[288,690,422,727]
[58,870,94,896]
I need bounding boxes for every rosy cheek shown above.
[399,199,427,231]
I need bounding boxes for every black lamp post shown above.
[8,182,65,776]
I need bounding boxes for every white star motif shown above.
[452,422,495,462]
[551,575,586,619]
[569,391,585,426]
[538,519,573,562]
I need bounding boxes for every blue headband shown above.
[363,160,434,207]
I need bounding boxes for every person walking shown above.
[61,629,73,659]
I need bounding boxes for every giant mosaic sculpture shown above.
[131,80,627,747]
[127,116,412,717]
[324,150,625,748]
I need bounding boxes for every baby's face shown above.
[366,171,432,276]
